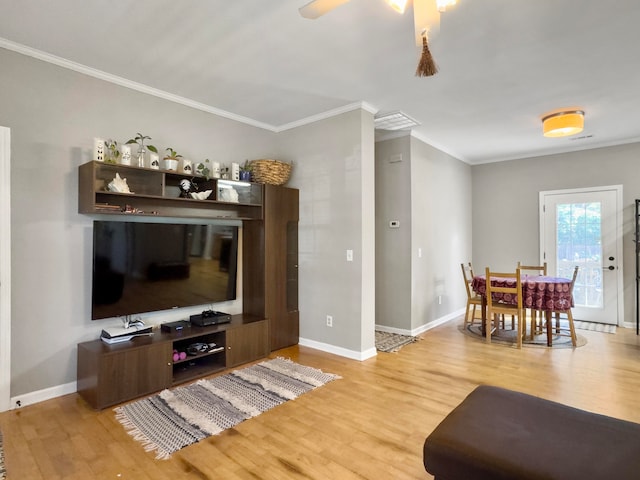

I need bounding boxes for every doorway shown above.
[539,185,623,325]
[0,126,10,411]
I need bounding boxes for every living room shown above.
[1,1,640,478]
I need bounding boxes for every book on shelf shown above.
[95,203,121,211]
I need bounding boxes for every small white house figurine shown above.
[94,137,105,162]
[149,152,160,169]
[120,145,132,165]
[211,161,221,179]
[231,162,240,181]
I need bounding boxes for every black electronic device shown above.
[91,221,239,320]
[186,342,210,355]
[189,310,232,327]
[161,320,191,333]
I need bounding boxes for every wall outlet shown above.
[326,315,333,327]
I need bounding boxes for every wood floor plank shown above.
[2,318,640,479]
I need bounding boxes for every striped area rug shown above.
[0,430,6,479]
[115,357,340,459]
[574,321,617,334]
[375,331,417,352]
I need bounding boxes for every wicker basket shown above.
[249,159,292,186]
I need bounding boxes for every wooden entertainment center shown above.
[76,161,299,409]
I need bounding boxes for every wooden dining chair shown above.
[535,266,579,346]
[517,261,547,337]
[461,263,482,328]
[485,267,524,348]
[517,261,547,275]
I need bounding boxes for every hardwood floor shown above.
[2,318,640,479]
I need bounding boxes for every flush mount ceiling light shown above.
[374,111,420,130]
[542,110,585,138]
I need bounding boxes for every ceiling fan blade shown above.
[299,0,352,19]
[413,0,440,45]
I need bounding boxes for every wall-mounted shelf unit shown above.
[79,161,263,220]
[76,160,299,409]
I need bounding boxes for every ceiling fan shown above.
[299,0,457,46]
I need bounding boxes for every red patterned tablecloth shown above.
[472,275,573,311]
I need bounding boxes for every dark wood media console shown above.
[77,314,268,410]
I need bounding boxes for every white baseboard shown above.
[376,308,464,337]
[10,380,77,410]
[7,310,465,409]
[298,337,377,361]
[299,309,465,362]
[374,325,412,336]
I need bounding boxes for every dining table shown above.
[472,274,574,346]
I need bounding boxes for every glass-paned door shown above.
[541,187,621,325]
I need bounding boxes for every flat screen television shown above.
[91,220,238,320]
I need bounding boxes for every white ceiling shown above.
[1,0,640,164]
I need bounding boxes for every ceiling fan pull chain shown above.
[415,29,438,77]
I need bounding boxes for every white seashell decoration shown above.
[107,173,133,194]
[190,190,212,200]
[218,187,239,203]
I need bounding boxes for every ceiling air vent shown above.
[374,111,420,131]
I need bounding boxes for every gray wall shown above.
[374,134,473,333]
[1,46,383,397]
[472,142,640,325]
[375,136,412,329]
[277,109,376,354]
[0,48,278,396]
[411,137,473,329]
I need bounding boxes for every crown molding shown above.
[0,37,277,131]
[410,130,468,163]
[275,101,378,132]
[1,38,383,136]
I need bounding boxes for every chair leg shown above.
[567,309,577,347]
[528,310,534,336]
[517,311,523,349]
[529,310,537,338]
[464,300,471,326]
[485,313,494,343]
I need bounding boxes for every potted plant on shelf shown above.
[163,147,182,171]
[125,133,158,168]
[104,139,120,164]
[239,160,252,181]
[196,159,211,179]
